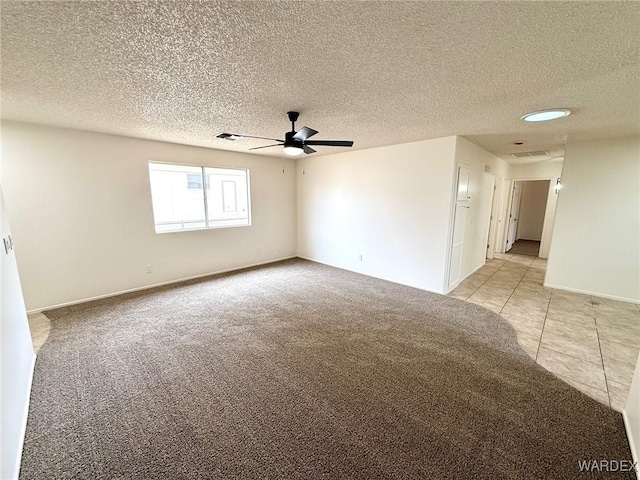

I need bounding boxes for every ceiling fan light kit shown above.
[217,111,354,156]
[283,145,304,156]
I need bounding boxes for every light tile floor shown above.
[449,252,640,412]
[27,312,51,353]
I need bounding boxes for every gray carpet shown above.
[508,240,541,257]
[21,259,632,479]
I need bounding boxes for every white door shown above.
[449,203,469,287]
[486,175,500,259]
[449,165,472,288]
[506,181,523,252]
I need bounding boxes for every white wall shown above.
[516,180,549,241]
[1,121,297,311]
[297,136,457,293]
[1,184,35,480]
[452,137,509,285]
[546,136,640,302]
[504,160,563,258]
[624,354,640,472]
[509,159,563,180]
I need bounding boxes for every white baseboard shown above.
[542,283,640,305]
[296,255,445,295]
[26,256,297,314]
[622,409,640,480]
[446,262,485,294]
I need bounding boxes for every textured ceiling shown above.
[2,1,639,161]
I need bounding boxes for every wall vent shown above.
[511,150,549,158]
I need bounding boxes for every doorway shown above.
[505,180,550,257]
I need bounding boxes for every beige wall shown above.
[6,122,636,306]
[509,159,563,180]
[516,180,549,241]
[295,135,509,294]
[297,136,458,293]
[546,136,640,302]
[1,121,298,311]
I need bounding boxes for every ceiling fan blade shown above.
[304,140,354,147]
[293,126,319,142]
[303,145,317,154]
[249,143,283,151]
[217,132,283,142]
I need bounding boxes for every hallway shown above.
[449,253,640,411]
[507,239,540,256]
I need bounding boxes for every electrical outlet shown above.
[145,264,153,273]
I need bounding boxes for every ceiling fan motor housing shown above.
[284,131,303,148]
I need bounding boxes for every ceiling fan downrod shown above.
[287,111,299,132]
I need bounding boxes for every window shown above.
[148,162,250,233]
[186,173,210,190]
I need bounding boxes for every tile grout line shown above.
[462,257,510,301]
[495,256,540,359]
[596,327,613,408]
[454,261,500,300]
[556,374,609,398]
[537,291,609,368]
[594,336,640,351]
[486,257,519,310]
[592,295,612,408]
[497,256,534,316]
[534,276,553,362]
[523,262,610,406]
[595,328,612,408]
[456,253,634,411]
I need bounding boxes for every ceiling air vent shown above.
[216,133,241,140]
[511,150,549,158]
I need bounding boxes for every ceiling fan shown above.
[217,111,354,156]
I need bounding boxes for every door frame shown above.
[499,177,555,256]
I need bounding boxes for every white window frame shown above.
[148,161,252,234]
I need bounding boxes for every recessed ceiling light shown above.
[521,109,571,122]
